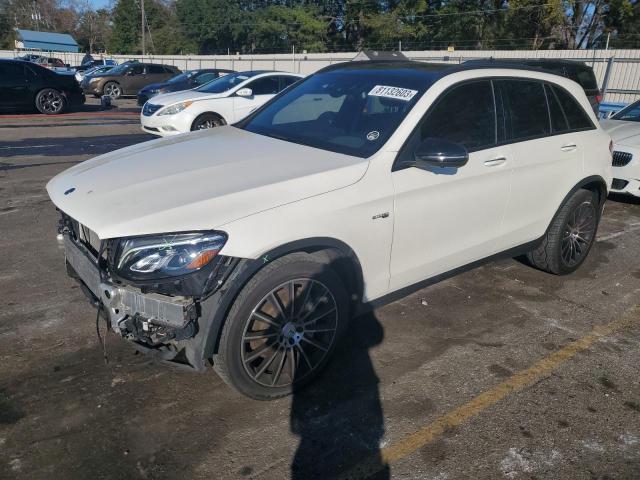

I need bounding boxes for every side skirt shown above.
[355,236,543,316]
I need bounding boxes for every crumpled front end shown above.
[58,211,237,369]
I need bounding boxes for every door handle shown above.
[484,156,507,167]
[561,143,577,152]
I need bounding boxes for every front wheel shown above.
[214,253,349,400]
[527,189,600,275]
[35,89,66,114]
[191,112,226,131]
[103,82,121,99]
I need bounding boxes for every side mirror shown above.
[236,87,253,97]
[411,138,468,169]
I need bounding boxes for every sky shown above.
[88,0,112,9]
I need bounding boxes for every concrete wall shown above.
[2,48,639,103]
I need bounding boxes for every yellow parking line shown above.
[343,305,640,479]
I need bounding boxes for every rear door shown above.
[146,64,170,84]
[498,79,591,246]
[0,62,31,108]
[232,75,281,121]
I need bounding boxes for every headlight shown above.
[114,231,227,280]
[157,101,193,116]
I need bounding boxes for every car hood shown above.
[148,89,225,106]
[601,120,640,147]
[46,127,368,240]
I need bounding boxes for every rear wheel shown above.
[103,82,121,99]
[191,112,226,131]
[527,189,599,275]
[214,253,348,400]
[35,89,66,114]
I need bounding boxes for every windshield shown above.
[612,100,640,122]
[105,63,130,75]
[195,71,259,94]
[239,68,433,158]
[167,72,192,84]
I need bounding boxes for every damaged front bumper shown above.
[61,225,240,370]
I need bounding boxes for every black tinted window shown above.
[418,80,496,151]
[545,84,569,133]
[501,80,550,141]
[0,63,25,81]
[147,65,166,74]
[279,76,299,90]
[551,85,593,130]
[130,65,144,75]
[248,76,280,95]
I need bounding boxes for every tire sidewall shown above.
[35,88,65,114]
[104,82,121,99]
[218,258,349,400]
[554,190,599,274]
[191,113,223,131]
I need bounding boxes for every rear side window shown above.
[248,76,280,95]
[550,85,593,130]
[500,80,550,141]
[545,84,569,133]
[147,65,166,74]
[0,63,26,81]
[417,80,496,151]
[279,76,300,90]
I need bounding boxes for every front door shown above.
[390,80,512,291]
[232,76,281,121]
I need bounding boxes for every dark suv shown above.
[465,59,602,114]
[81,62,181,99]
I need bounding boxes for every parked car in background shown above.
[141,70,302,135]
[48,61,611,398]
[137,68,235,105]
[601,99,640,196]
[465,59,602,115]
[81,62,181,99]
[73,59,118,72]
[0,59,84,114]
[75,65,114,83]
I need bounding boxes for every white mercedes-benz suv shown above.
[47,61,612,399]
[140,70,303,136]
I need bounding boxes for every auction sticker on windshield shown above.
[368,85,418,102]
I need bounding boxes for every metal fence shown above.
[2,48,639,104]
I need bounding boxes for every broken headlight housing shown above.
[113,231,227,280]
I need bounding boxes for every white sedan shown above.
[140,71,303,136]
[601,99,640,197]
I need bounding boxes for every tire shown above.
[35,89,66,114]
[527,189,600,275]
[214,253,349,400]
[191,112,226,131]
[103,82,122,99]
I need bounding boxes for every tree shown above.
[176,0,244,54]
[504,0,565,49]
[109,0,140,54]
[76,5,112,53]
[247,5,328,53]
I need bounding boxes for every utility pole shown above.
[141,0,145,56]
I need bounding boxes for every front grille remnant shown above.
[612,151,633,167]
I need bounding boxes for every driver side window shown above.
[399,80,496,165]
[130,65,144,75]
